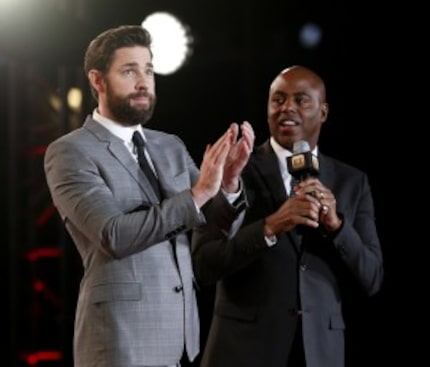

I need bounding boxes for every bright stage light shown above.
[299,22,322,49]
[142,12,192,75]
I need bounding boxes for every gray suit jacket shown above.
[192,140,384,367]
[44,116,240,367]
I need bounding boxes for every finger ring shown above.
[322,205,329,214]
[319,191,324,199]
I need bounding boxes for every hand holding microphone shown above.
[287,140,342,233]
[263,193,322,237]
[263,140,321,236]
[263,141,342,236]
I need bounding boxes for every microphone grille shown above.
[293,140,310,154]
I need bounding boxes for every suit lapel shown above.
[142,129,173,198]
[254,141,302,253]
[83,117,160,203]
[316,154,333,190]
[254,142,288,207]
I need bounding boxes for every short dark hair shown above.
[84,25,152,100]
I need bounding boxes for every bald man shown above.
[192,65,384,367]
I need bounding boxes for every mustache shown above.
[129,91,152,98]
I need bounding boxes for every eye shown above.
[295,95,311,105]
[272,95,285,105]
[123,69,137,77]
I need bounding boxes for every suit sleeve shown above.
[44,137,204,259]
[331,173,384,296]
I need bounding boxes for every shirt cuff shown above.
[264,235,277,247]
[221,181,242,204]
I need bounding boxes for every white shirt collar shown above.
[269,137,318,160]
[92,109,146,144]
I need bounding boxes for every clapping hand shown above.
[191,128,233,207]
[222,121,255,193]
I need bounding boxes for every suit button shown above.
[174,285,183,292]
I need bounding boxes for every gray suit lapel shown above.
[83,117,160,203]
[143,129,190,200]
[141,131,169,196]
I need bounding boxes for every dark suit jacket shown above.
[192,140,384,367]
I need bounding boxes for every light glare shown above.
[299,22,322,49]
[142,12,191,75]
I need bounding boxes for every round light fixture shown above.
[142,12,192,75]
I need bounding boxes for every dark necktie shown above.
[289,176,299,197]
[132,131,162,199]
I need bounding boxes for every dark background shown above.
[1,0,409,366]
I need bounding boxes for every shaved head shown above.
[277,65,326,103]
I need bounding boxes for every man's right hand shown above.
[264,194,322,236]
[222,121,255,193]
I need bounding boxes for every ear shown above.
[320,102,329,123]
[88,70,105,95]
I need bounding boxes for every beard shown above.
[106,83,156,127]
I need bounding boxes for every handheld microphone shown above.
[286,140,319,182]
[286,141,321,234]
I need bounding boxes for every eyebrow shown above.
[119,61,154,69]
[272,91,309,97]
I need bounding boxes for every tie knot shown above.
[132,131,145,148]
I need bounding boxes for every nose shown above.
[281,98,295,112]
[135,73,149,90]
[136,80,147,90]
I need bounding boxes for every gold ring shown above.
[319,191,324,200]
[322,205,329,214]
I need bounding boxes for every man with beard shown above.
[44,25,254,367]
